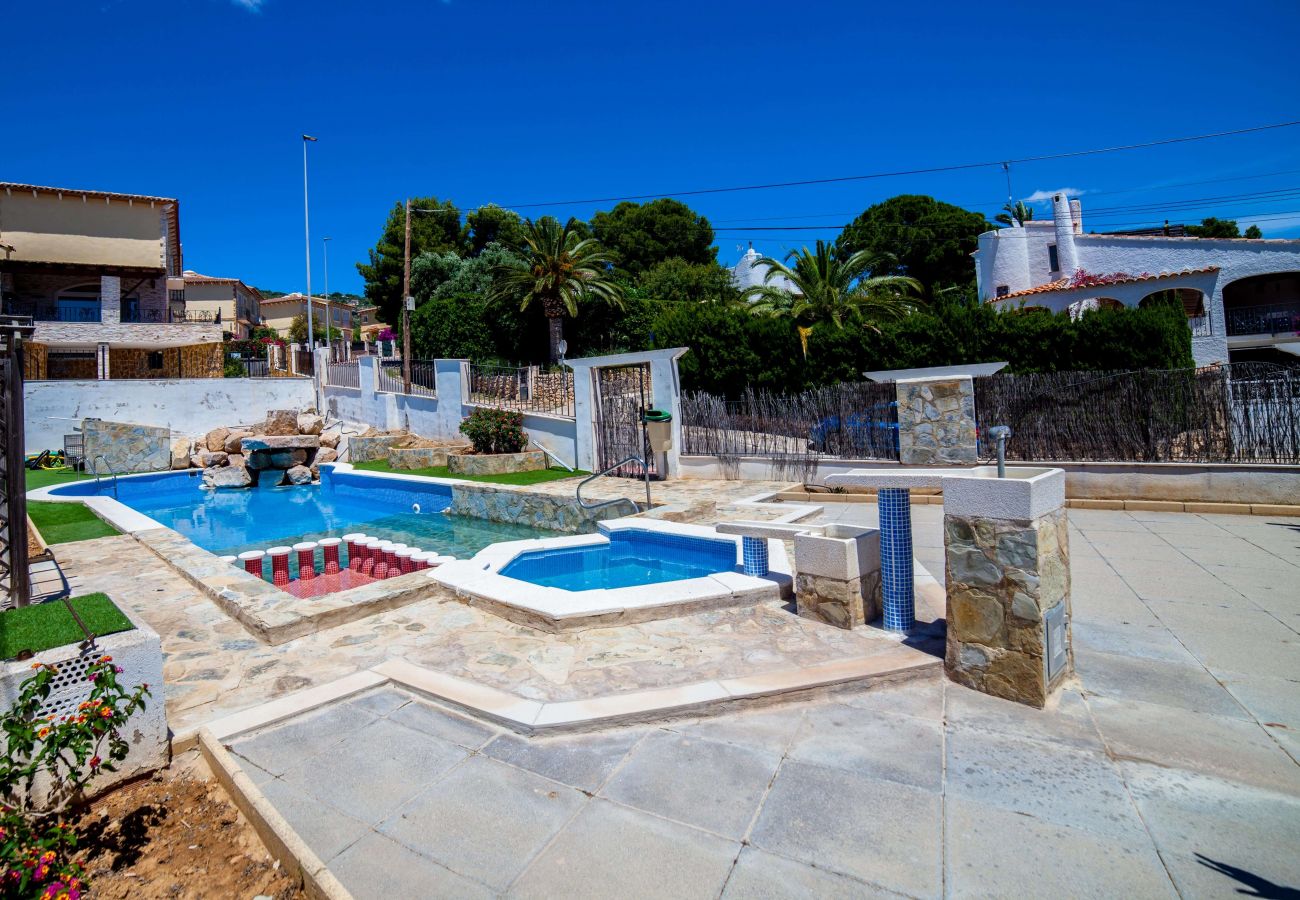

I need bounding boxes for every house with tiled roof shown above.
[976,193,1300,367]
[0,182,225,379]
[182,271,264,339]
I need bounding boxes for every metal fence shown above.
[973,364,1300,464]
[467,364,575,418]
[377,360,437,397]
[325,359,361,389]
[224,350,291,378]
[680,381,900,478]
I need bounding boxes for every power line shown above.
[499,119,1300,209]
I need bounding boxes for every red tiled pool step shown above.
[280,568,383,598]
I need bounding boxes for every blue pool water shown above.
[500,529,737,591]
[50,468,558,562]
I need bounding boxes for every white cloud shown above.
[232,0,263,10]
[1022,188,1087,204]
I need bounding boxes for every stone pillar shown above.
[571,368,597,472]
[942,472,1072,708]
[794,525,882,630]
[894,376,978,466]
[96,342,111,380]
[100,275,121,324]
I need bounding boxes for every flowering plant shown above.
[377,328,396,342]
[1,657,149,899]
[459,408,527,454]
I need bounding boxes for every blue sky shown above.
[6,0,1299,295]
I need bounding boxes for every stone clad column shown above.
[100,275,121,324]
[942,470,1072,708]
[894,376,978,466]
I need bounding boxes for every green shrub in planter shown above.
[459,408,527,455]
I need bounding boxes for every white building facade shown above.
[975,194,1300,367]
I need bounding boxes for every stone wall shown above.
[103,342,223,379]
[24,342,48,380]
[943,508,1072,707]
[448,450,546,476]
[449,482,626,532]
[895,376,978,466]
[81,418,173,473]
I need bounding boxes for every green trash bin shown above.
[642,409,672,452]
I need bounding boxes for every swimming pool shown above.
[500,528,737,590]
[47,467,559,562]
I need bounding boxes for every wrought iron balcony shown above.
[1226,301,1300,337]
[0,300,221,325]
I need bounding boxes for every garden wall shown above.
[24,377,316,454]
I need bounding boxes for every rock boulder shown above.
[204,427,230,452]
[284,465,313,485]
[170,437,192,470]
[297,413,324,436]
[319,430,340,449]
[203,465,251,489]
[264,410,299,436]
[223,430,251,454]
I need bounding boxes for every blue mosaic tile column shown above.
[742,536,769,576]
[879,488,915,631]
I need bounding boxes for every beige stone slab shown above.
[719,648,938,700]
[1251,504,1300,516]
[1124,500,1185,512]
[203,669,388,742]
[532,680,731,729]
[1185,502,1253,516]
[1069,499,1126,510]
[374,658,544,728]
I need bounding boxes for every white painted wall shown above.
[24,377,315,453]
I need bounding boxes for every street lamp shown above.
[302,134,318,352]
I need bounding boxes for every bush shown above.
[222,359,247,378]
[459,408,527,454]
[1,657,150,898]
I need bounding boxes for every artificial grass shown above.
[0,593,133,659]
[353,459,589,486]
[25,466,94,491]
[27,501,120,544]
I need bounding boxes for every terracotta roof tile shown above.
[989,266,1219,304]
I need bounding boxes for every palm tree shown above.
[743,241,921,331]
[995,200,1034,227]
[488,217,625,362]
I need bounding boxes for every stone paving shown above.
[219,503,1300,899]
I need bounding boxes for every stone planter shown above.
[448,450,546,476]
[0,604,168,809]
[794,525,882,629]
[388,446,451,470]
[347,434,404,462]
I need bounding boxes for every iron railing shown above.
[2,300,222,325]
[377,360,436,396]
[973,364,1300,464]
[325,359,361,389]
[1225,301,1300,337]
[467,364,575,417]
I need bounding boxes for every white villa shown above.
[976,193,1300,367]
[731,244,798,295]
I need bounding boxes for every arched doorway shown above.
[1222,272,1300,336]
[55,284,102,322]
[1140,288,1210,336]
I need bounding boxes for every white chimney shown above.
[1052,193,1079,274]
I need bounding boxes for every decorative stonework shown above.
[895,376,978,466]
[943,508,1072,707]
[794,525,883,630]
[449,482,626,533]
[348,434,404,462]
[448,450,546,476]
[82,418,172,473]
[388,446,451,469]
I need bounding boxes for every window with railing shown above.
[1225,301,1300,337]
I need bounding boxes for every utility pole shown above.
[402,197,412,393]
[302,135,318,354]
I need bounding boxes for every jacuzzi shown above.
[431,520,792,631]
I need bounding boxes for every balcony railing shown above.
[1226,301,1300,337]
[1,301,221,325]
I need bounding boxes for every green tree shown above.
[488,217,626,362]
[1185,217,1241,238]
[591,198,716,276]
[465,205,527,256]
[288,314,342,344]
[356,197,467,326]
[743,241,921,330]
[1245,224,1263,239]
[409,250,464,302]
[638,258,739,305]
[995,200,1034,227]
[835,195,990,299]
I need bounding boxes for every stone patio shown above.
[53,485,1300,897]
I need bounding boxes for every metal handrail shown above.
[576,455,650,516]
[90,455,119,499]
